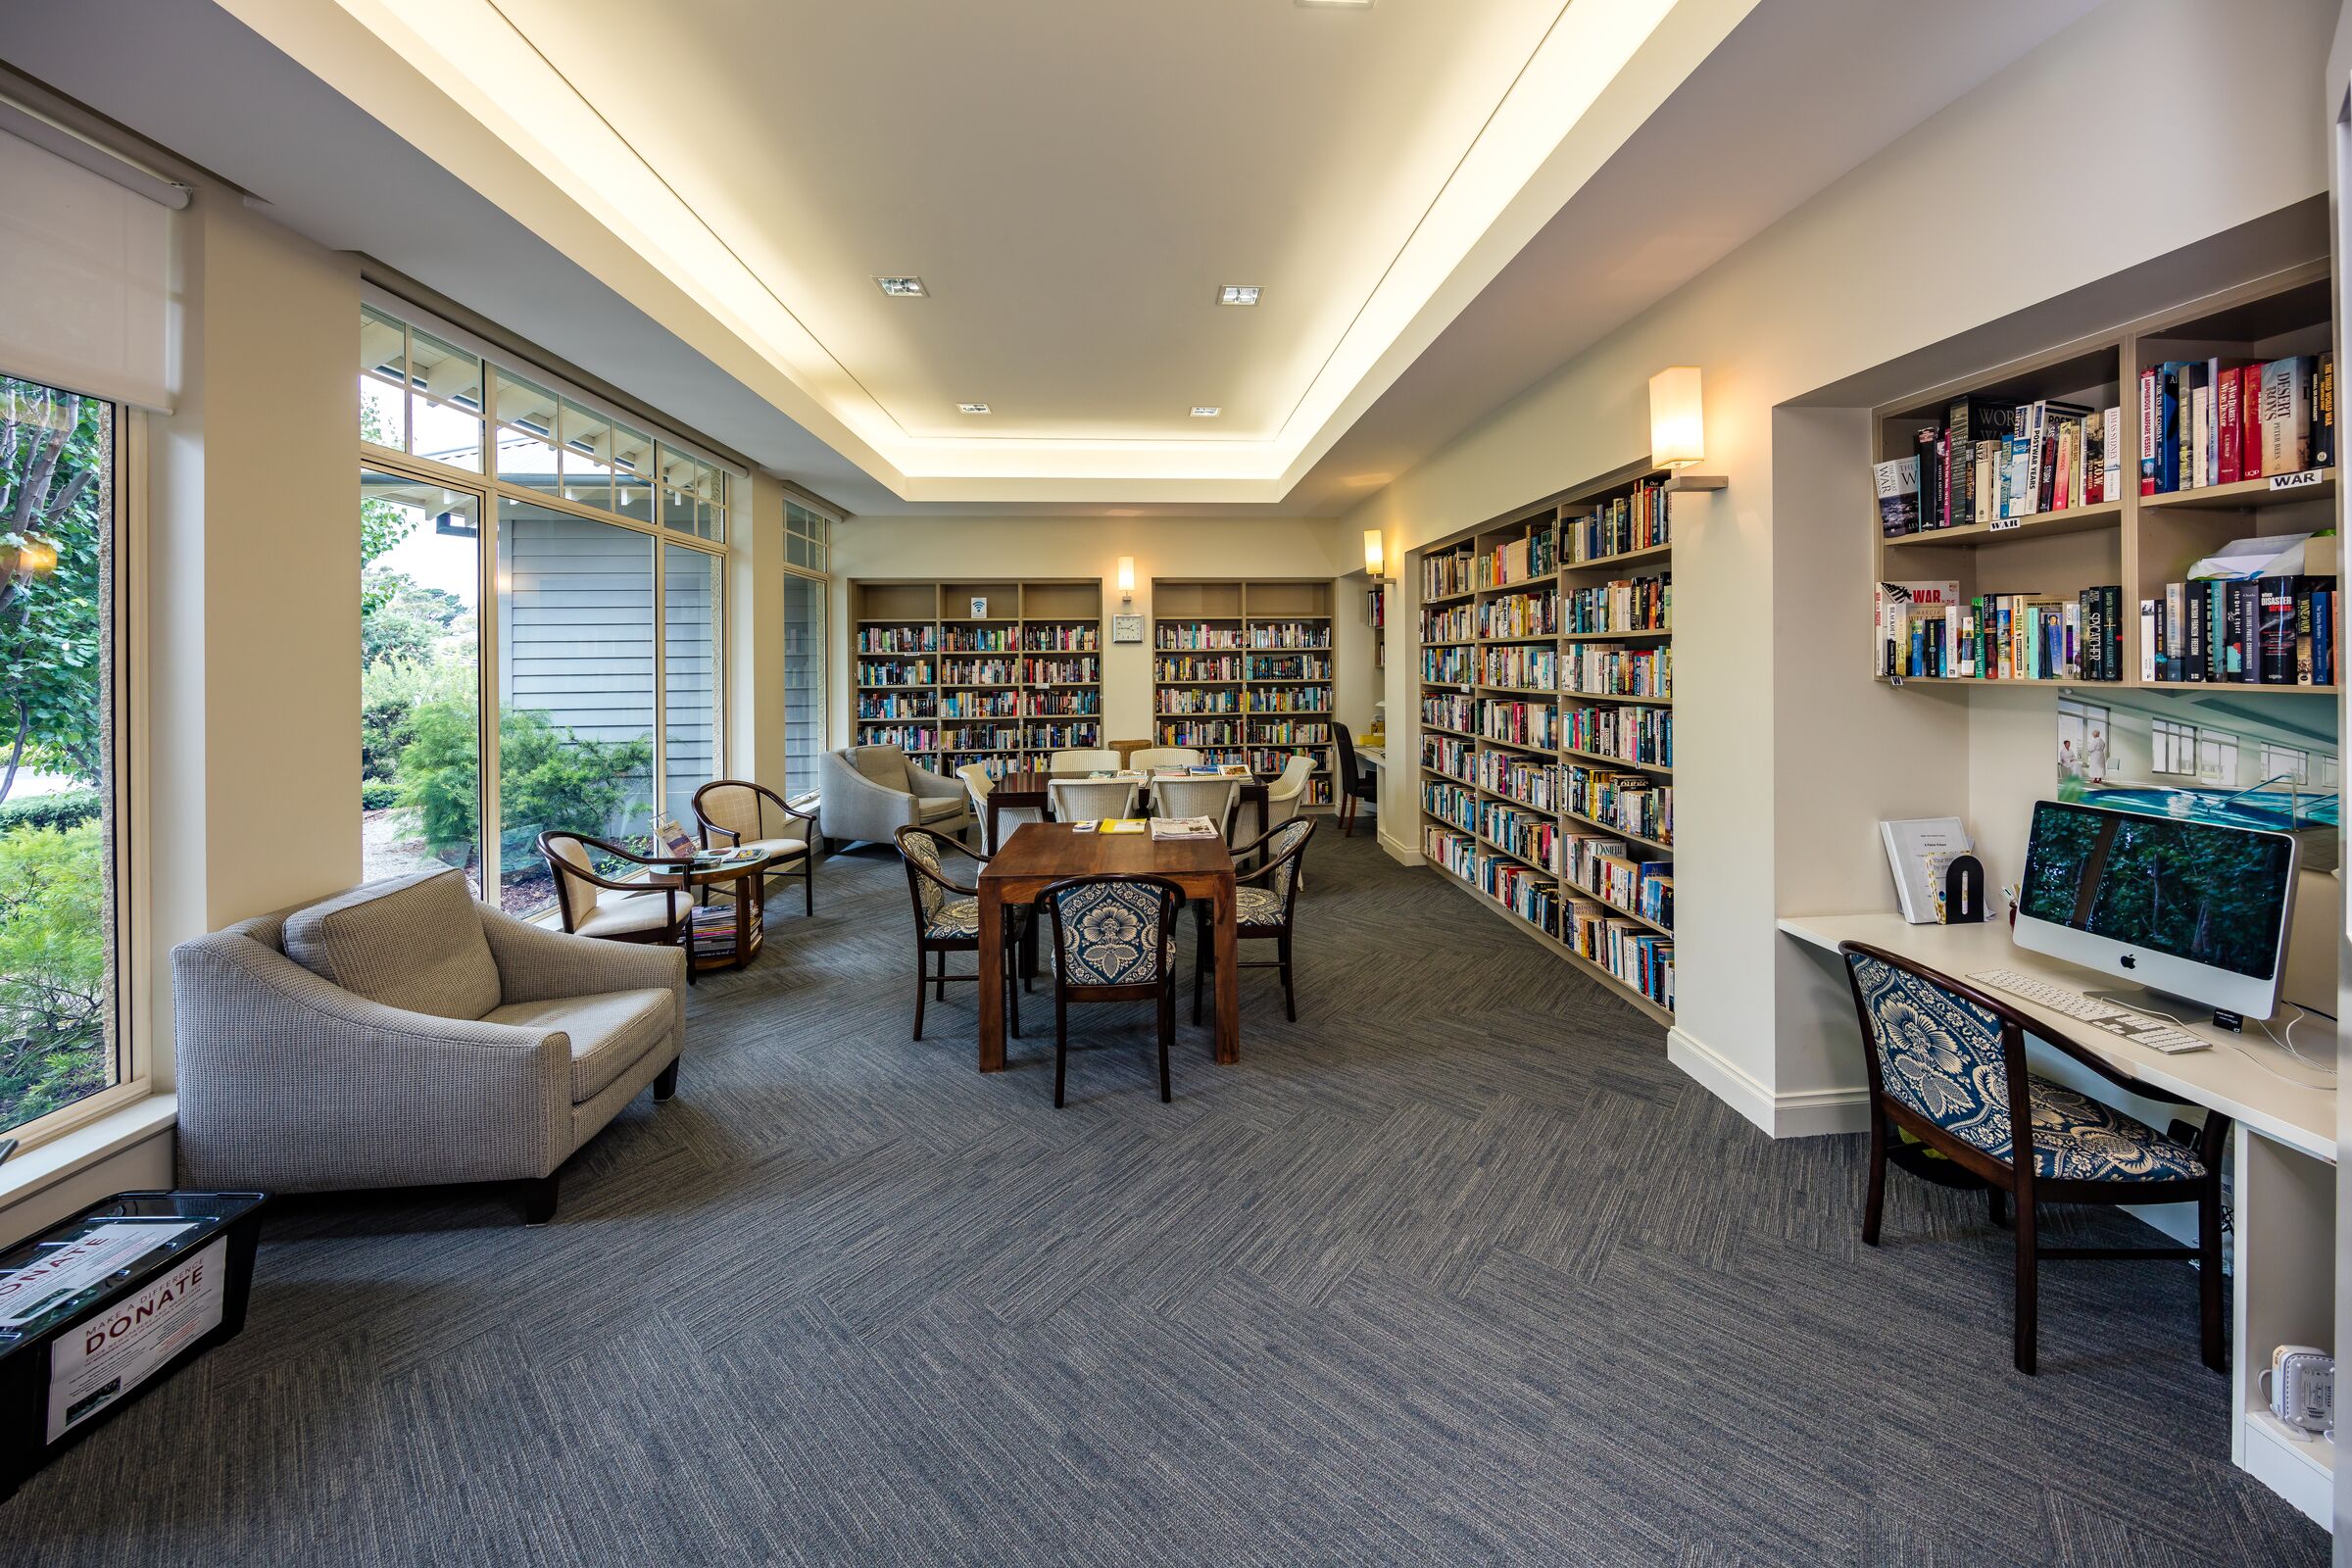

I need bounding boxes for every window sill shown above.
[0,1093,176,1209]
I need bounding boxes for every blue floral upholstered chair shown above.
[1838,942,2230,1375]
[895,826,1027,1044]
[1036,874,1186,1109]
[1196,817,1314,1026]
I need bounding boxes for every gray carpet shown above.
[0,828,2326,1565]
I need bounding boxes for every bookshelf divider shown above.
[851,579,1104,776]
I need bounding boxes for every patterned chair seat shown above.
[1235,885,1284,928]
[1984,1077,2205,1183]
[928,897,982,940]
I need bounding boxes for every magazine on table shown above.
[1073,818,1148,835]
[1149,815,1219,841]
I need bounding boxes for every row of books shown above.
[857,693,932,720]
[1250,655,1332,681]
[1569,480,1670,563]
[1567,763,1671,846]
[1568,901,1674,1010]
[1249,748,1326,778]
[1025,659,1100,685]
[1422,602,1475,644]
[1566,839,1673,931]
[1479,590,1558,641]
[1157,654,1244,682]
[941,692,1021,718]
[1565,576,1669,636]
[1423,734,1474,784]
[2146,577,2338,685]
[1478,645,1557,691]
[1247,622,1332,650]
[689,904,750,960]
[1875,580,2127,682]
[939,659,1021,685]
[1028,689,1101,714]
[1158,688,1242,714]
[1028,724,1101,750]
[857,625,937,654]
[1477,529,1557,589]
[940,627,1017,652]
[1422,693,1475,733]
[1424,780,1478,836]
[2142,354,2332,494]
[1250,720,1331,745]
[1564,645,1670,701]
[858,723,939,751]
[1485,802,1559,871]
[1567,705,1671,768]
[1478,698,1558,751]
[1248,686,1334,713]
[1158,719,1243,748]
[1426,827,1562,938]
[1424,545,1477,601]
[1421,646,1472,684]
[1476,749,1557,811]
[1156,625,1245,650]
[858,660,934,687]
[1022,624,1100,652]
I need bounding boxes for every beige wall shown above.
[1348,0,2338,1130]
[826,515,1360,753]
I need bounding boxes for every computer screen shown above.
[2018,801,2293,981]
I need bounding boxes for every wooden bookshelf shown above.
[1412,457,1677,1025]
[1872,261,2339,695]
[850,579,1103,776]
[1152,579,1336,807]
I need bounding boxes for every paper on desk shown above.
[2188,532,2314,580]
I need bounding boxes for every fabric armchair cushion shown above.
[282,867,502,1021]
[1055,882,1177,985]
[483,988,675,1103]
[1235,885,1285,928]
[853,745,914,790]
[928,896,984,940]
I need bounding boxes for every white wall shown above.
[1348,0,2338,1131]
[826,515,1361,752]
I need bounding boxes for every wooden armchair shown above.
[538,831,693,949]
[692,778,818,916]
[896,826,1029,1044]
[1195,817,1313,1024]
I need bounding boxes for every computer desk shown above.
[1780,910,2337,1530]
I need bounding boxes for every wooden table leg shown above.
[1212,880,1240,1064]
[978,885,1006,1072]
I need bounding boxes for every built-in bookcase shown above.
[851,579,1103,777]
[1414,459,1676,1026]
[1152,579,1335,807]
[1873,261,2338,694]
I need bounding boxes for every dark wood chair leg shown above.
[912,946,929,1041]
[518,1174,560,1226]
[653,1056,680,1102]
[1192,906,1208,1026]
[2013,1194,2038,1375]
[1986,1186,2006,1227]
[935,949,948,1003]
[1006,940,1023,1040]
[2198,1175,2227,1372]
[1279,932,1297,1022]
[804,861,814,917]
[1156,978,1173,1103]
[1054,990,1070,1109]
[1861,1110,1886,1248]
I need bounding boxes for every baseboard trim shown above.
[1377,827,1420,866]
[1668,1027,1870,1139]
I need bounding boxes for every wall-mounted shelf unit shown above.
[850,579,1103,776]
[1872,262,2339,696]
[1152,579,1335,807]
[1413,459,1676,1026]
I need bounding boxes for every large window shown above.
[783,500,831,801]
[0,376,123,1137]
[360,296,733,914]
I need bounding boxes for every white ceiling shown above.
[0,0,2099,515]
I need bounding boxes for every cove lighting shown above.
[1297,1,1374,8]
[873,275,927,297]
[1216,285,1261,307]
[957,403,991,415]
[1191,407,1221,417]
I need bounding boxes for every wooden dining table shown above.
[975,822,1241,1073]
[985,768,1270,851]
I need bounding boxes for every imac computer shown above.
[2013,800,2298,1021]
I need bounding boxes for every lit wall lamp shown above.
[1649,366,1726,492]
[1363,529,1387,581]
[1116,556,1136,606]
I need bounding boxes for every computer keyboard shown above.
[1967,969,2212,1054]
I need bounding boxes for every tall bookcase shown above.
[1152,579,1336,807]
[1415,460,1676,1025]
[850,579,1104,777]
[1872,261,2338,694]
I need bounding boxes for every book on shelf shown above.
[2146,574,2336,685]
[1873,456,1919,537]
[2142,353,2332,493]
[1878,579,2126,681]
[1886,397,2123,535]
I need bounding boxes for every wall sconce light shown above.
[1116,556,1136,606]
[1648,366,1726,492]
[1363,529,1387,581]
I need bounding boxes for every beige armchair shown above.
[693,778,818,915]
[819,744,972,847]
[171,867,685,1223]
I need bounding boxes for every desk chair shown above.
[896,826,1028,1043]
[1149,775,1240,843]
[1130,747,1205,772]
[1331,721,1377,837]
[1048,777,1140,822]
[1036,874,1186,1107]
[1838,942,2229,1375]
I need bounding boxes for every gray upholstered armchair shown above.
[818,743,972,847]
[171,867,685,1223]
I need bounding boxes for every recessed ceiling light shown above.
[1216,285,1262,307]
[1191,407,1222,417]
[956,402,990,415]
[874,275,927,298]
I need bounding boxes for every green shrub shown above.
[0,821,109,1130]
[0,789,101,834]
[398,699,651,867]
[360,782,399,811]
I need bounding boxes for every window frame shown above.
[780,496,836,808]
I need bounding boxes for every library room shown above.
[0,1,2345,1562]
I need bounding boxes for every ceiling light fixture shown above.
[1190,407,1221,417]
[1216,285,1261,307]
[873,275,927,298]
[957,402,990,415]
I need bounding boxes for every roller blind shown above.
[0,121,176,411]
